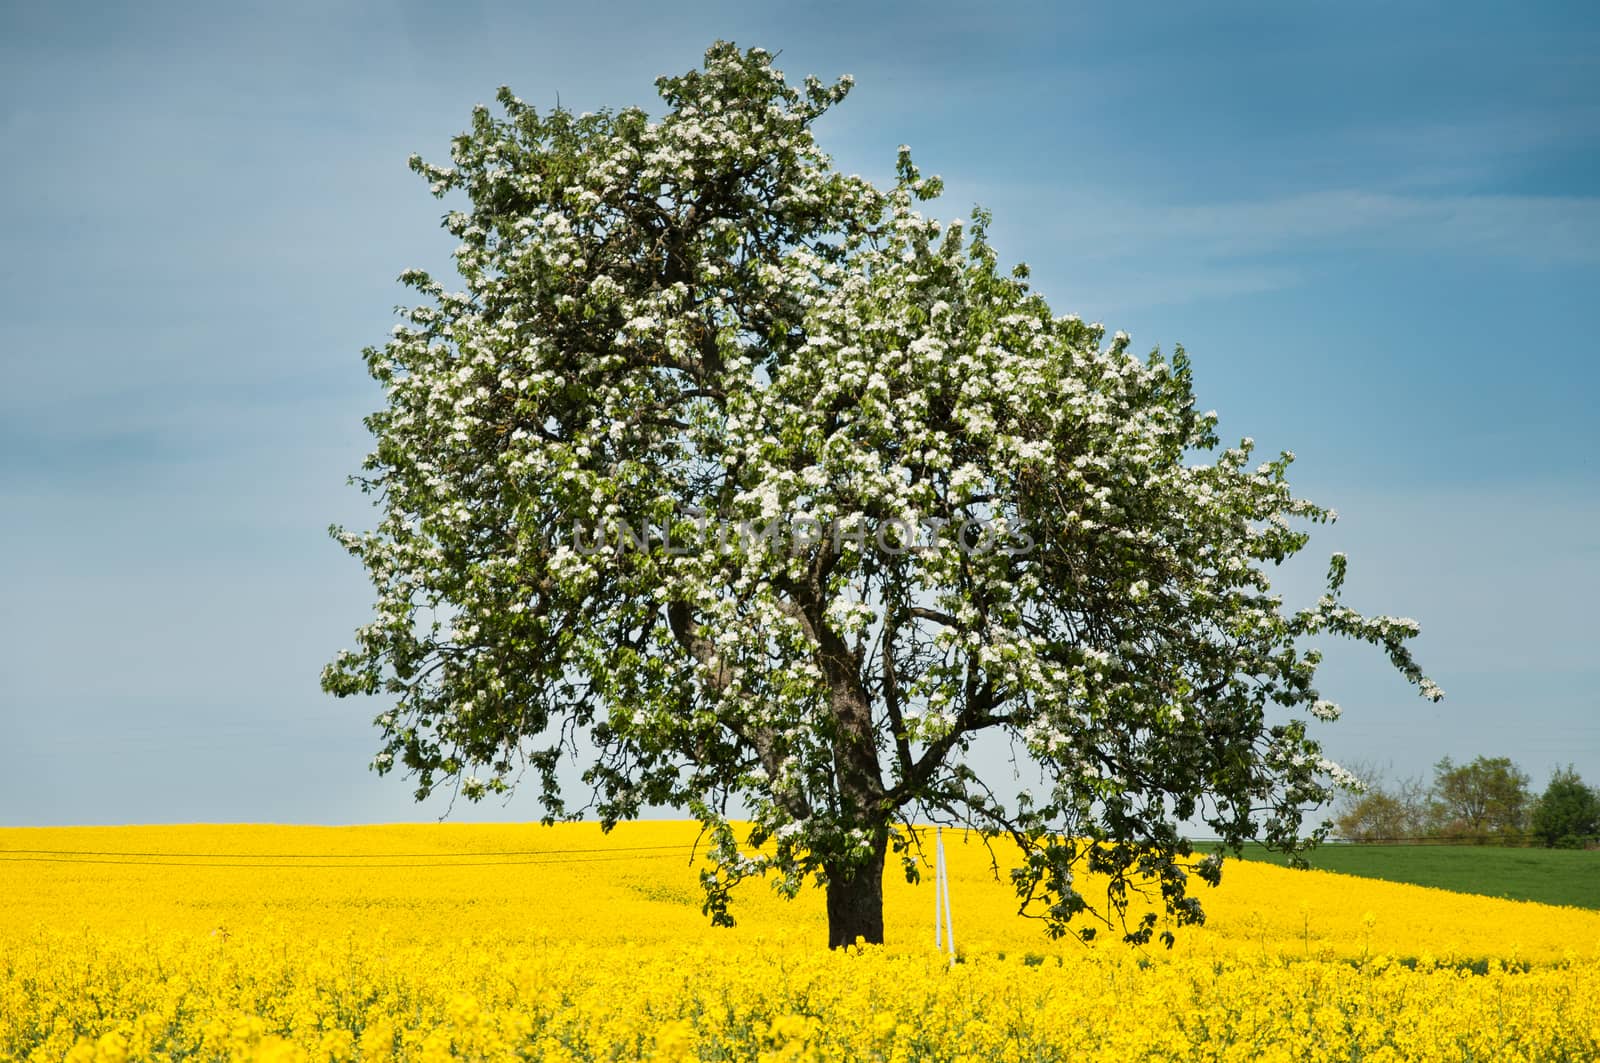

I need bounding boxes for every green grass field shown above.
[1212,843,1600,910]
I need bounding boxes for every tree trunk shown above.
[801,582,890,948]
[825,831,888,948]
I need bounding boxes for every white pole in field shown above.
[935,826,954,963]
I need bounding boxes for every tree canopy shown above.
[323,42,1442,948]
[1430,756,1531,842]
[1531,767,1599,848]
[1335,769,1430,843]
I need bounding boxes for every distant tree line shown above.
[1335,758,1600,848]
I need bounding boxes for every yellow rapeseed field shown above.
[3,822,1598,1061]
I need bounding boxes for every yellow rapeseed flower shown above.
[1,822,1596,1061]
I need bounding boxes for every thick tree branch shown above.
[666,600,812,819]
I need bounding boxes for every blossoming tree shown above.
[324,42,1441,948]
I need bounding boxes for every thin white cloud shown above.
[937,180,1600,312]
[986,186,1600,267]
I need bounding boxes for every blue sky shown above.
[2,1,1596,825]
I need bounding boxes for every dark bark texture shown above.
[824,832,888,948]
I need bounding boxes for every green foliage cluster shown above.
[1336,757,1599,849]
[1531,767,1600,849]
